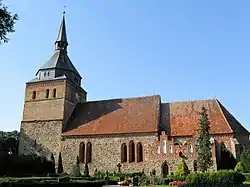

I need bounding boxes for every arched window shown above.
[179,151,183,157]
[32,91,36,99]
[189,144,193,153]
[129,141,135,163]
[194,160,198,172]
[86,142,92,163]
[45,89,49,98]
[79,142,85,163]
[169,144,173,153]
[121,143,127,163]
[162,140,167,154]
[156,145,160,154]
[137,142,143,162]
[53,89,56,98]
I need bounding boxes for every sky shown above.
[1,0,250,131]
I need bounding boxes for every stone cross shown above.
[117,163,122,173]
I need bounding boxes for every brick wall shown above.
[23,80,67,121]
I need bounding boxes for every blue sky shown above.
[1,0,250,131]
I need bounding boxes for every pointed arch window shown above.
[79,142,85,163]
[189,144,193,153]
[32,91,36,99]
[156,145,160,154]
[121,143,127,163]
[86,142,92,163]
[53,89,56,98]
[129,141,135,163]
[45,89,49,98]
[137,142,143,162]
[169,144,173,153]
[162,140,167,154]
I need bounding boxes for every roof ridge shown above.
[86,94,160,104]
[215,99,234,133]
[162,98,217,104]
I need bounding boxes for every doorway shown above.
[162,161,169,177]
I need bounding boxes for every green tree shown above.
[57,152,63,174]
[240,150,250,172]
[0,0,18,44]
[0,130,19,155]
[196,106,213,172]
[234,161,245,173]
[175,159,190,177]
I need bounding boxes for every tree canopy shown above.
[0,130,19,155]
[0,0,18,44]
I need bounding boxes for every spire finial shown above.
[55,9,68,51]
[63,5,66,15]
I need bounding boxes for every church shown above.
[18,15,250,175]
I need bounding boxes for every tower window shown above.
[45,89,49,98]
[53,89,56,98]
[44,72,46,77]
[32,91,36,99]
[47,71,50,76]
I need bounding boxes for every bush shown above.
[0,153,56,177]
[139,174,163,186]
[0,180,103,187]
[164,175,186,184]
[185,170,245,186]
[175,160,190,178]
[113,171,144,178]
[241,150,250,172]
[243,173,250,182]
[235,162,245,173]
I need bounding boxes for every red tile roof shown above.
[63,95,160,136]
[161,99,234,137]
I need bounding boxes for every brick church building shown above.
[19,15,250,175]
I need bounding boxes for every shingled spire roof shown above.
[29,13,82,84]
[55,13,68,49]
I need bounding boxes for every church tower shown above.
[19,14,87,158]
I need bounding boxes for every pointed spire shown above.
[55,11,68,51]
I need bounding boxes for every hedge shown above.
[0,179,104,187]
[185,170,245,187]
[244,173,250,182]
[0,182,103,187]
[0,153,55,177]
